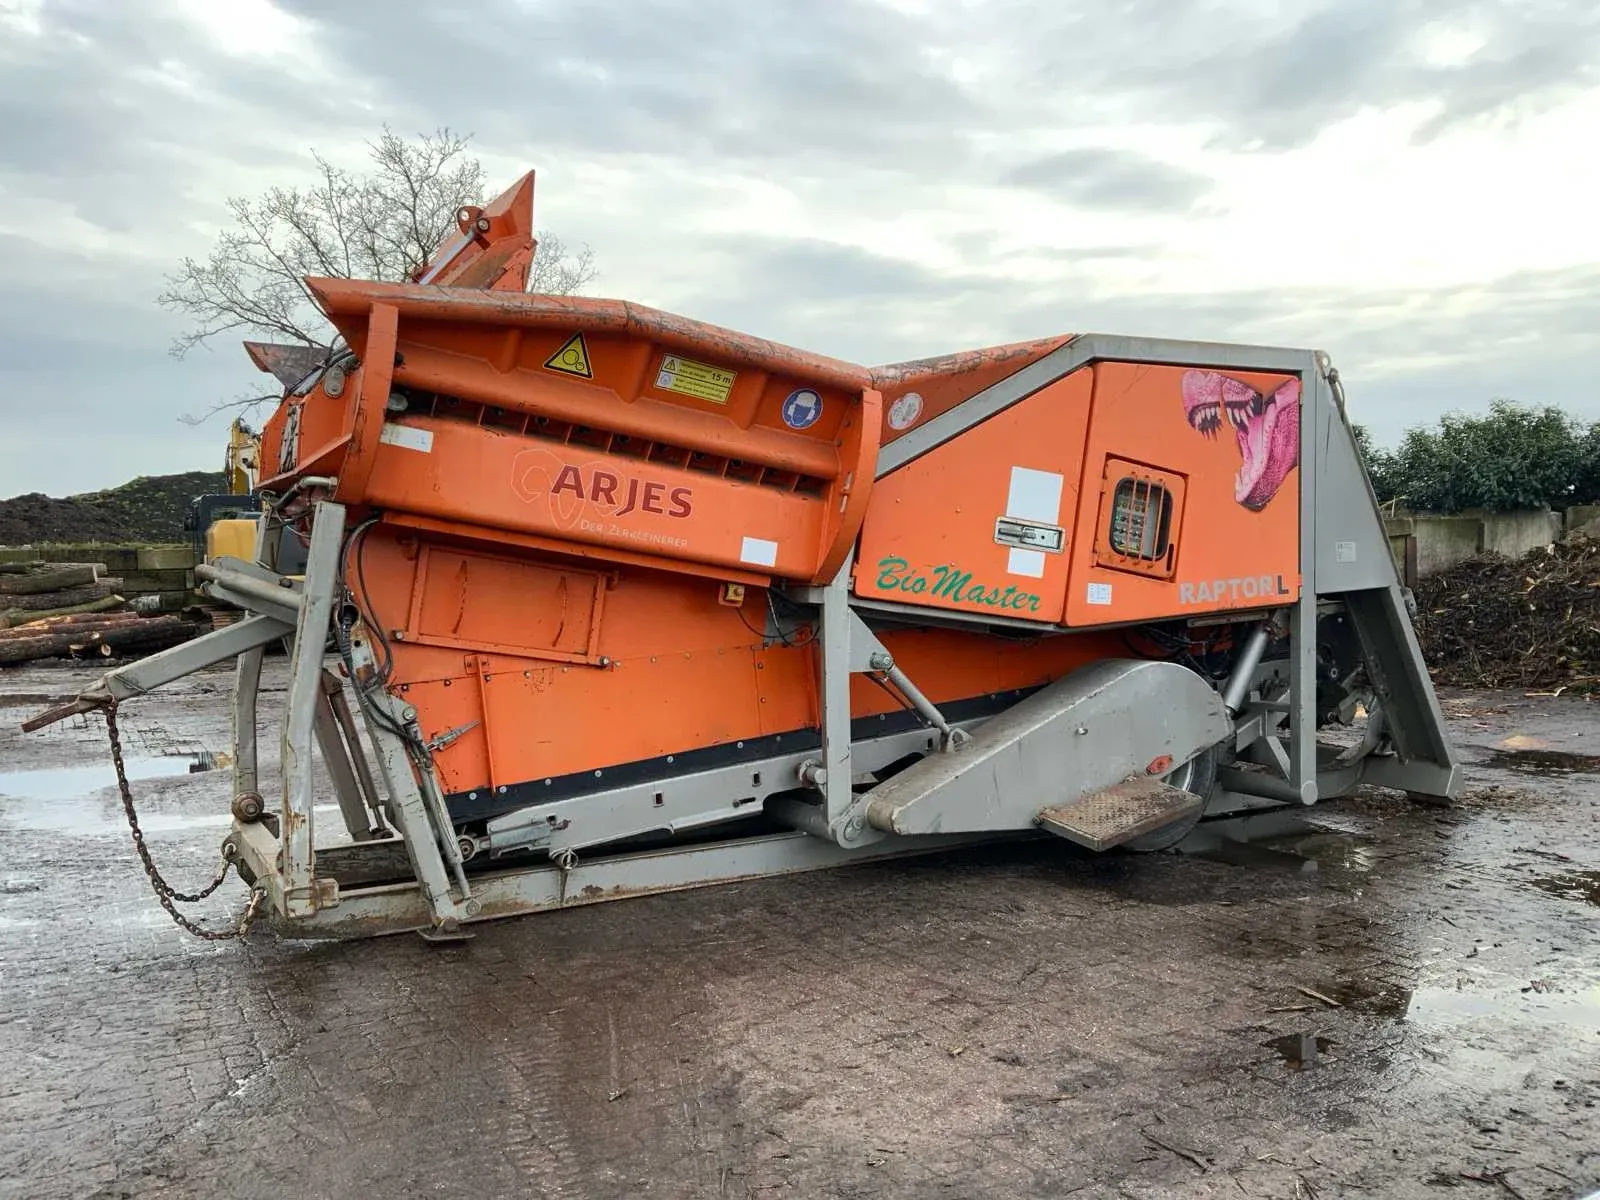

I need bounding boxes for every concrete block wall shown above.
[1385,506,1585,580]
[1470,508,1563,558]
[1567,505,1600,535]
[1383,515,1482,578]
[0,543,197,612]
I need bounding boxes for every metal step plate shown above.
[1037,777,1203,852]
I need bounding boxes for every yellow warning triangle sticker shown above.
[543,331,593,379]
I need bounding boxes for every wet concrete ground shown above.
[1,660,1597,1199]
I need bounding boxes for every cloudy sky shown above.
[2,0,1598,498]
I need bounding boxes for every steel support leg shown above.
[812,560,874,845]
[356,688,473,925]
[338,625,472,927]
[1288,368,1322,805]
[313,681,379,842]
[232,512,275,806]
[233,645,264,808]
[277,500,345,917]
[327,682,388,833]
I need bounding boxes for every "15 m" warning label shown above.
[655,355,736,404]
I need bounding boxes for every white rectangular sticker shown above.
[1006,466,1064,524]
[1007,548,1046,578]
[1086,581,1113,606]
[739,536,778,568]
[1335,541,1356,563]
[1003,466,1065,576]
[379,423,434,453]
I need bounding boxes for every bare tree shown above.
[162,126,598,422]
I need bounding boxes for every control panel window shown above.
[1109,477,1172,560]
[1092,458,1186,579]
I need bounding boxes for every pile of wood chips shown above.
[1413,531,1600,694]
[0,561,199,666]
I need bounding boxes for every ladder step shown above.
[1037,777,1203,852]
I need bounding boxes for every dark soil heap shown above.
[1414,532,1599,693]
[0,472,225,546]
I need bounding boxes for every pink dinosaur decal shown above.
[1181,370,1300,511]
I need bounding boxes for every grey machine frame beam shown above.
[225,499,482,932]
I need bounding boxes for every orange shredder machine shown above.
[25,171,1459,941]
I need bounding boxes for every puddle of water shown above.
[0,796,234,835]
[1183,816,1376,875]
[0,755,230,836]
[1186,837,1321,875]
[1336,980,1415,1018]
[1264,1032,1334,1070]
[1405,982,1600,1032]
[1530,869,1600,908]
[0,790,350,837]
[0,756,218,802]
[1254,828,1378,874]
[1334,974,1600,1031]
[1484,748,1600,775]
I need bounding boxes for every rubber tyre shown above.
[1119,742,1222,853]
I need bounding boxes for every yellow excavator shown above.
[222,416,258,496]
[186,342,329,568]
[184,417,262,565]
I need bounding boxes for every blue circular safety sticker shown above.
[781,388,823,430]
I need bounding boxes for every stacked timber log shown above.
[0,561,200,665]
[0,612,198,665]
[0,561,125,626]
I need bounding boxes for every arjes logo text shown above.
[511,448,693,530]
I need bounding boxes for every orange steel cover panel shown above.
[258,282,884,585]
[349,524,1129,794]
[305,278,872,402]
[852,371,1094,623]
[869,337,1071,446]
[1062,363,1301,625]
[359,416,830,579]
[403,545,607,665]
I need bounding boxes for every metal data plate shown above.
[993,517,1065,553]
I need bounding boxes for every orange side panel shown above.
[350,526,1124,795]
[259,285,882,584]
[1062,362,1301,624]
[403,545,607,665]
[850,624,1123,719]
[258,390,348,484]
[384,512,776,589]
[852,371,1094,623]
[359,416,828,581]
[382,333,849,478]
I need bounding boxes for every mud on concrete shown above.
[0,663,1597,1199]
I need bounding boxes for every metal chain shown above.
[102,697,265,941]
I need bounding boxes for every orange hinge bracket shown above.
[335,302,401,506]
[816,387,883,583]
